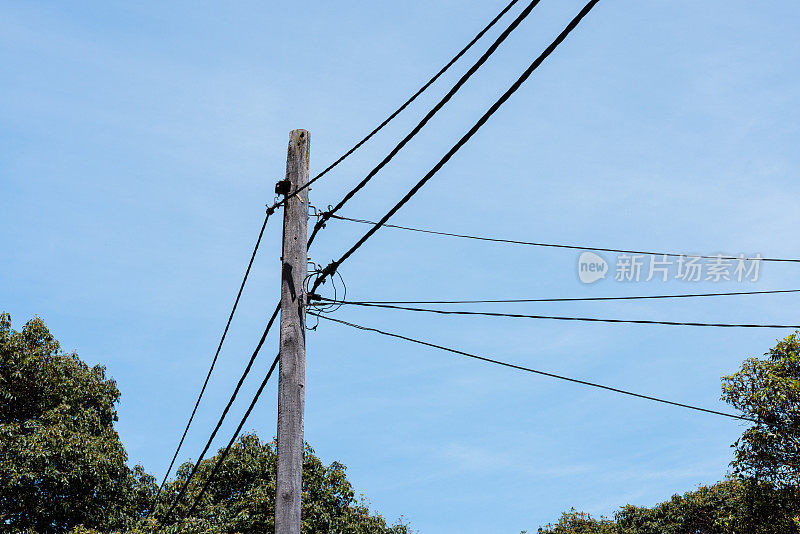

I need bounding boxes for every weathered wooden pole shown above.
[275,129,309,534]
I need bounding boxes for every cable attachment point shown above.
[304,261,346,314]
[313,205,334,230]
[321,261,339,279]
[275,178,291,196]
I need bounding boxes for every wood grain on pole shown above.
[275,129,309,534]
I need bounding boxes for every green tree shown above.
[1,312,408,533]
[538,332,800,533]
[536,509,613,533]
[152,433,410,534]
[722,332,800,487]
[0,312,152,533]
[614,479,797,534]
[536,480,798,534]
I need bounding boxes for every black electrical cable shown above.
[157,0,530,501]
[159,0,568,518]
[177,353,281,521]
[313,300,800,329]
[307,0,546,247]
[266,0,523,213]
[312,0,603,292]
[161,302,280,523]
[329,214,800,263]
[311,313,755,423]
[312,288,800,305]
[154,211,273,506]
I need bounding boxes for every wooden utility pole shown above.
[275,129,309,534]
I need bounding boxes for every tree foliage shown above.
[536,509,614,533]
[0,312,149,533]
[537,479,798,534]
[538,332,800,533]
[0,312,408,533]
[150,434,410,533]
[722,332,800,487]
[5,313,800,533]
[614,478,797,534]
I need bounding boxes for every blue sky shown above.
[2,1,800,532]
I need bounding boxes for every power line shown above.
[266,0,523,213]
[312,0,603,291]
[307,0,546,247]
[313,288,800,305]
[329,214,800,263]
[169,0,539,515]
[312,300,800,329]
[161,302,280,523]
[159,13,527,506]
[180,353,281,520]
[154,210,273,506]
[311,313,755,423]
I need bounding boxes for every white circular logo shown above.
[578,251,608,284]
